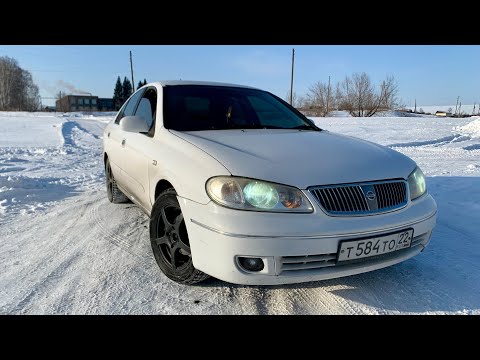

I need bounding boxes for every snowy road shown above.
[0,112,479,314]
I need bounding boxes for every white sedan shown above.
[103,81,437,285]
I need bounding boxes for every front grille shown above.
[279,234,426,274]
[281,254,337,272]
[309,180,407,216]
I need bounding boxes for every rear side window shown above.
[114,89,145,124]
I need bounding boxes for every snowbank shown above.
[0,114,64,148]
[0,112,114,222]
[456,116,480,138]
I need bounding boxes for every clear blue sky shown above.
[0,45,479,107]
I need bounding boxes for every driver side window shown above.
[114,89,146,124]
[134,88,157,137]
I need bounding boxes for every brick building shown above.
[56,95,115,112]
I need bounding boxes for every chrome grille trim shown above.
[309,180,408,216]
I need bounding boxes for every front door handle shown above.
[121,139,126,147]
[152,160,157,166]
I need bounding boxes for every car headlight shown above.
[408,166,427,200]
[206,176,314,213]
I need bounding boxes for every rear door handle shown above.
[107,132,110,138]
[121,139,126,147]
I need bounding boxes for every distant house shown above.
[435,111,452,117]
[98,98,115,111]
[56,94,114,112]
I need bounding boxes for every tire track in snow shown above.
[289,285,346,314]
[86,199,152,268]
[7,204,92,314]
[10,252,83,314]
[388,134,471,148]
[84,194,219,314]
[283,278,388,315]
[309,284,363,315]
[61,120,100,148]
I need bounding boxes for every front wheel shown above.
[149,188,209,285]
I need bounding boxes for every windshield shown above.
[163,85,319,131]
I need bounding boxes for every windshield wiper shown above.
[220,123,322,131]
[291,124,322,131]
[226,124,284,130]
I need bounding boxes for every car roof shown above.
[149,80,260,90]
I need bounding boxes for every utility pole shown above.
[130,50,135,94]
[414,99,417,113]
[289,48,295,106]
[326,76,331,114]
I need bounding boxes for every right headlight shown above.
[408,166,427,200]
[206,176,314,213]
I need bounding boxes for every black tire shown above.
[150,188,209,285]
[105,158,129,204]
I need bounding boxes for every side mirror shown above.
[120,116,149,133]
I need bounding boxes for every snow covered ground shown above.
[0,111,479,314]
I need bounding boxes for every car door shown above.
[105,105,127,185]
[108,89,145,190]
[120,87,158,210]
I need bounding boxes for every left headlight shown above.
[206,176,314,213]
[408,166,427,200]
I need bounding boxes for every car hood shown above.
[170,129,416,189]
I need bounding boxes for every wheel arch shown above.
[154,179,175,201]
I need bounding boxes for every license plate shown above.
[337,229,413,262]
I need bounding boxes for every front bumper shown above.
[179,193,437,285]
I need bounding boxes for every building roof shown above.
[62,94,96,97]
[150,80,259,89]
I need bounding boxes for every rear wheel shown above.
[105,158,129,203]
[150,188,209,284]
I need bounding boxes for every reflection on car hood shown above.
[171,129,416,189]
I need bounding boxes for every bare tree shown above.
[0,56,41,111]
[336,72,399,117]
[0,56,18,110]
[18,69,42,111]
[285,91,304,108]
[304,80,335,117]
[373,75,399,114]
